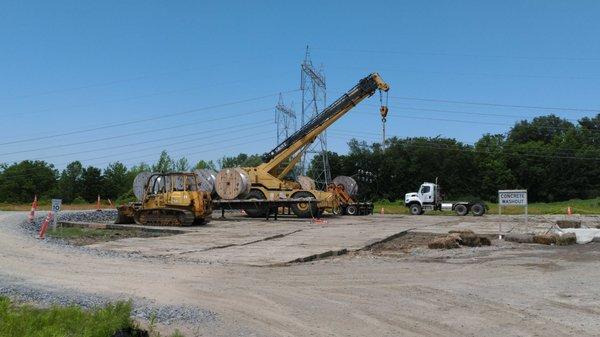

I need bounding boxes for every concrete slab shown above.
[88,214,444,266]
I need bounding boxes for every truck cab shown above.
[405,182,441,215]
[404,182,486,216]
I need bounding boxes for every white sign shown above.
[51,199,62,228]
[498,190,528,237]
[498,190,527,206]
[51,199,62,212]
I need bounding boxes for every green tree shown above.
[152,151,174,173]
[81,166,104,202]
[193,160,217,171]
[174,157,189,171]
[102,162,129,200]
[219,153,262,168]
[0,161,57,203]
[57,161,84,203]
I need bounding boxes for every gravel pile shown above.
[58,210,118,223]
[0,282,217,325]
[21,210,117,232]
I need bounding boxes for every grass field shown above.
[0,296,184,337]
[374,198,600,215]
[47,226,169,246]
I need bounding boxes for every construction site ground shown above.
[2,211,600,336]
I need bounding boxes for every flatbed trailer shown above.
[212,198,319,220]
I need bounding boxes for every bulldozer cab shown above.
[146,173,198,195]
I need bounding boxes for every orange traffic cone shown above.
[38,212,53,239]
[567,206,573,215]
[28,195,38,222]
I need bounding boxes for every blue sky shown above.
[1,1,599,170]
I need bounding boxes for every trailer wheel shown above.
[291,191,319,218]
[409,203,422,215]
[244,189,268,218]
[455,204,468,216]
[346,205,358,215]
[471,203,485,216]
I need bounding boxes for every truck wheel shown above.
[471,203,485,216]
[455,204,468,216]
[346,205,358,215]
[291,191,319,218]
[409,203,422,215]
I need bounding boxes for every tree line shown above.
[1,114,600,204]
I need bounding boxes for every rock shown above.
[448,229,474,235]
[556,233,577,246]
[556,220,581,229]
[532,234,559,245]
[457,233,491,247]
[428,234,461,249]
[504,233,535,244]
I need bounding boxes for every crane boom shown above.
[260,73,389,173]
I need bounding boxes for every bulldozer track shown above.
[134,208,196,226]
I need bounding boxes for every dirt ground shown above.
[2,211,600,336]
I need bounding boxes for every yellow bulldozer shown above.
[117,172,212,226]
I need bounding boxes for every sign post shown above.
[497,190,528,239]
[51,199,62,229]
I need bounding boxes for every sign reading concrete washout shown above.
[498,190,528,238]
[498,190,528,206]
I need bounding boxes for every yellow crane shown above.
[216,73,390,218]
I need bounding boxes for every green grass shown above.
[0,296,134,337]
[0,296,186,337]
[375,197,600,215]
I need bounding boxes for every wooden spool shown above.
[215,168,251,200]
[296,175,316,190]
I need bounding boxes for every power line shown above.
[0,72,289,119]
[312,47,600,62]
[328,133,600,161]
[0,108,272,157]
[390,96,600,113]
[28,121,271,162]
[0,89,298,146]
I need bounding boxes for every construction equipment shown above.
[214,73,389,217]
[116,172,212,226]
[405,182,486,216]
[327,176,373,215]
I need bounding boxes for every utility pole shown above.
[275,93,296,145]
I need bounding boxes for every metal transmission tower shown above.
[300,46,331,188]
[274,93,297,144]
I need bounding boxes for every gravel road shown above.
[2,210,600,336]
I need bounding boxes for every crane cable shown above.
[379,89,389,150]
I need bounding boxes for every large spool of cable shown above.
[133,172,152,201]
[194,169,217,194]
[215,168,251,200]
[333,175,359,196]
[296,175,316,190]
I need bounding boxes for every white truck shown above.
[404,182,486,216]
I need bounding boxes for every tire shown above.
[244,189,268,218]
[409,203,422,215]
[346,205,358,215]
[331,205,342,215]
[455,204,468,216]
[291,191,319,218]
[471,203,485,216]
